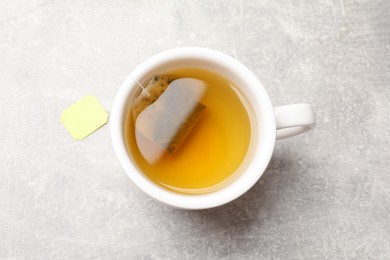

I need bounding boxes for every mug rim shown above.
[110,47,276,209]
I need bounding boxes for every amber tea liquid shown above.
[125,68,252,194]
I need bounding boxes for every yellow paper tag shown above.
[61,95,108,140]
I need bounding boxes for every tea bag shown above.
[132,76,206,164]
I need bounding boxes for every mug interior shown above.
[111,47,276,209]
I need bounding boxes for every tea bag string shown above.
[130,77,150,97]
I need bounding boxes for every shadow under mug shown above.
[110,47,315,209]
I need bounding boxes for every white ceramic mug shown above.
[110,47,315,209]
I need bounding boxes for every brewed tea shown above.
[125,68,252,194]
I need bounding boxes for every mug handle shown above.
[274,103,316,140]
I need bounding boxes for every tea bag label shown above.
[134,78,206,164]
[61,95,108,140]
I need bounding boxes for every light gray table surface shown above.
[0,0,389,259]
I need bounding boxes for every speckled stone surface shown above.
[0,0,389,259]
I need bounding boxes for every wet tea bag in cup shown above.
[131,76,206,164]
